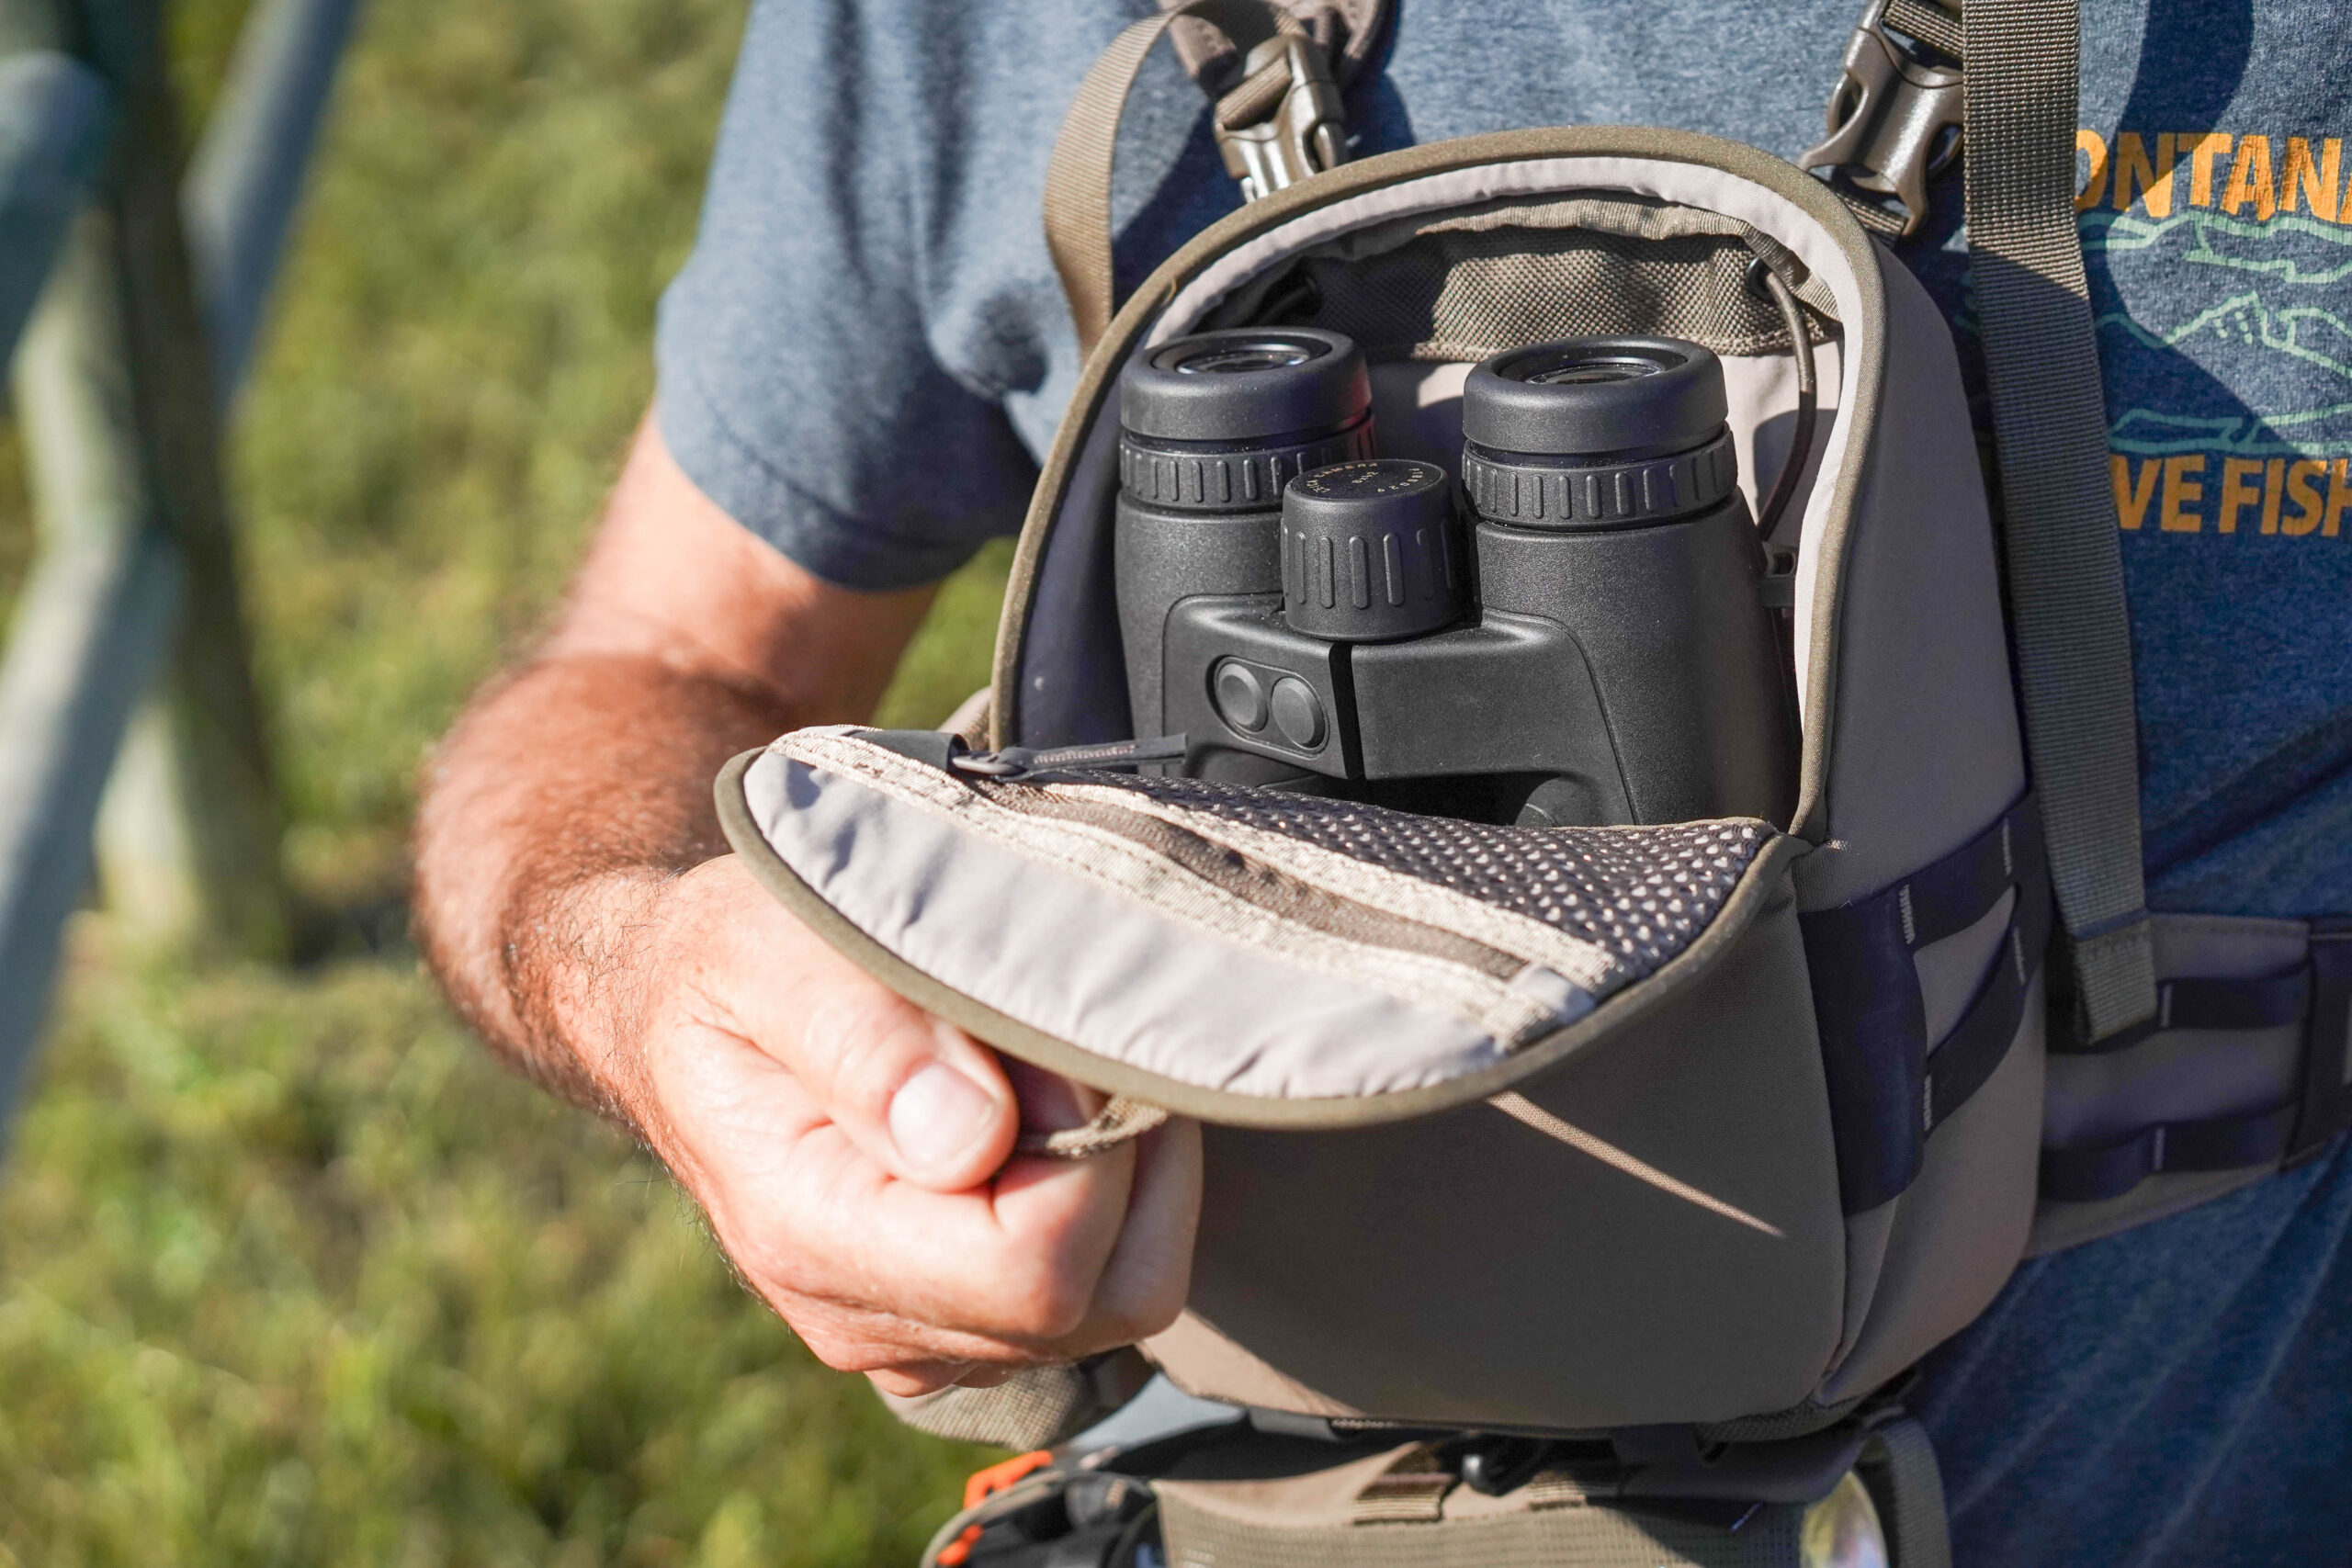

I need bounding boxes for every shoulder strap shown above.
[1962,0,2157,1043]
[1044,0,1380,358]
[1042,0,1295,358]
[1160,0,1391,91]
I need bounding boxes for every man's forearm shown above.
[413,650,792,1118]
[409,423,1197,1385]
[414,419,939,1134]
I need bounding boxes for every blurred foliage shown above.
[0,949,989,1565]
[0,421,28,615]
[0,0,1014,1558]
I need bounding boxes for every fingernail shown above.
[889,1062,1001,1173]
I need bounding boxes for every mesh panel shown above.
[883,1365,1098,1450]
[1060,772,1764,982]
[1301,227,1815,362]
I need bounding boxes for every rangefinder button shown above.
[1213,660,1269,733]
[1268,677,1328,750]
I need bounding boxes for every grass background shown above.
[0,0,1013,1559]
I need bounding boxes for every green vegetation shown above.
[0,0,1010,1559]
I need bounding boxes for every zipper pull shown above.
[951,735,1189,779]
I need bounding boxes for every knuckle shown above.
[778,1305,898,1376]
[780,1316,865,1372]
[1089,1283,1184,1349]
[989,1257,1096,1342]
[800,989,921,1113]
[792,1325,868,1373]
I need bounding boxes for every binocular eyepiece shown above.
[1116,327,1374,513]
[1112,326,1796,827]
[1461,338,1743,529]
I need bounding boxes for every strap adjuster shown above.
[1800,0,1964,239]
[1212,32,1348,201]
[2285,919,2352,1165]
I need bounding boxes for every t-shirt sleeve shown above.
[654,0,1042,591]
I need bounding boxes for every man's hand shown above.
[413,417,1199,1393]
[625,856,1197,1393]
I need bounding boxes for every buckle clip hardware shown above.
[1800,0,1964,239]
[2286,919,2352,1165]
[1212,33,1348,202]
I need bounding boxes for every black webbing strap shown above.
[2291,921,2352,1158]
[1802,796,2050,1214]
[2041,1103,2302,1205]
[2039,920,2352,1204]
[1925,871,2052,1137]
[2051,966,2311,1056]
[1963,0,2159,1047]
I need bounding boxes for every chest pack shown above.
[714,2,2352,1563]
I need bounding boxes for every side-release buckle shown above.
[1212,32,1348,202]
[1800,0,1964,239]
[2285,919,2352,1165]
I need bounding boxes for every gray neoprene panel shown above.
[1163,893,1845,1429]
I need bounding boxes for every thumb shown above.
[682,857,1022,1190]
[797,984,1021,1191]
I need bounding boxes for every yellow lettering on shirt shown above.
[2260,457,2287,533]
[2282,459,2327,536]
[2185,132,2233,207]
[2218,457,2264,532]
[2280,137,2343,222]
[2162,455,2206,531]
[2111,132,2177,216]
[2111,454,2159,529]
[2222,135,2278,219]
[2328,460,2352,538]
[2076,129,2109,209]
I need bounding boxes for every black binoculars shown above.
[1113,326,1796,828]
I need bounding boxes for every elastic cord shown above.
[1754,265,1819,542]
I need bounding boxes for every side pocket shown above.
[1162,876,1849,1431]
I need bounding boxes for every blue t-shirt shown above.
[655,4,2352,1562]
